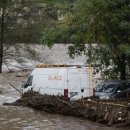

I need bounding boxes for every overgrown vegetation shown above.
[0,0,74,72]
[42,0,130,80]
[1,0,130,79]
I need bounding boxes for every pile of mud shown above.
[4,91,130,127]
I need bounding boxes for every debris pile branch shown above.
[4,91,130,126]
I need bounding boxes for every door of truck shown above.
[67,67,92,99]
[67,68,80,99]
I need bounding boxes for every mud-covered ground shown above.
[0,70,129,130]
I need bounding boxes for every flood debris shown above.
[3,91,130,127]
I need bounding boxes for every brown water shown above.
[0,71,128,130]
[0,106,122,130]
[0,92,125,130]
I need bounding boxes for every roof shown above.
[35,64,90,68]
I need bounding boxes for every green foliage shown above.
[0,0,76,72]
[41,0,130,79]
[0,0,75,44]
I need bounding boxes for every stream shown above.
[0,90,125,130]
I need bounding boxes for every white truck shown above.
[22,64,94,99]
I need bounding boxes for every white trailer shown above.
[22,64,94,99]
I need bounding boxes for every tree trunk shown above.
[117,54,126,80]
[0,0,5,73]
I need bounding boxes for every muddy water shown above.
[0,92,124,130]
[0,71,128,130]
[0,106,120,130]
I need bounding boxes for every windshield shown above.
[102,84,116,93]
[95,83,117,93]
[24,76,33,88]
[95,82,106,92]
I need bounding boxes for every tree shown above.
[0,0,73,72]
[42,0,130,80]
[0,0,6,73]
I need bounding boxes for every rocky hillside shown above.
[3,44,87,72]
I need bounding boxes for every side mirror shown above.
[22,82,28,88]
[24,84,28,88]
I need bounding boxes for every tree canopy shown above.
[42,0,130,80]
[0,0,74,44]
[0,0,75,72]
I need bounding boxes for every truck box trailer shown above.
[22,64,94,99]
